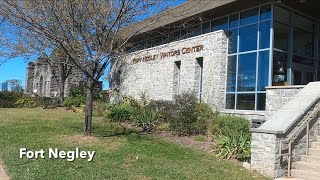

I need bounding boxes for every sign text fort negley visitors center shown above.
[110,0,320,178]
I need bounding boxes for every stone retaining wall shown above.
[265,86,304,120]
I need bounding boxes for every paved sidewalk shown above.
[0,161,10,180]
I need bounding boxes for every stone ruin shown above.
[25,57,84,98]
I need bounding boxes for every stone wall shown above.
[111,30,228,110]
[251,82,320,178]
[265,86,304,120]
[25,57,84,98]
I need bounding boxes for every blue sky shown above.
[0,0,187,90]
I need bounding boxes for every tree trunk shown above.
[58,78,65,105]
[84,78,94,136]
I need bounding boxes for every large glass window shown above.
[274,22,289,51]
[238,53,257,91]
[212,17,228,31]
[228,29,238,54]
[237,94,255,110]
[239,24,258,52]
[240,8,258,26]
[258,51,270,91]
[260,21,271,49]
[260,5,271,21]
[227,56,237,92]
[273,5,318,86]
[229,14,239,28]
[226,5,271,111]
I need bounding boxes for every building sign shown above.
[132,45,204,64]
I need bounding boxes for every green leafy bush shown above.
[0,91,22,108]
[105,103,134,122]
[15,96,39,108]
[63,85,86,107]
[145,100,175,122]
[63,95,86,107]
[169,93,215,135]
[211,115,250,135]
[213,129,251,162]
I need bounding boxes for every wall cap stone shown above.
[221,110,265,115]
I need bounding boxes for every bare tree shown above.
[0,0,174,136]
[48,49,74,104]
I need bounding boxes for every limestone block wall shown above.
[265,86,304,120]
[111,30,228,110]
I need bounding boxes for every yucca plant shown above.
[134,109,157,132]
[213,129,251,162]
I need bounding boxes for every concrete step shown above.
[300,155,320,163]
[291,169,320,180]
[293,161,320,172]
[308,148,320,156]
[310,142,320,148]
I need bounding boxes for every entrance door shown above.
[292,62,314,85]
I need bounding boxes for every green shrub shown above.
[63,95,86,107]
[196,103,217,135]
[169,92,214,135]
[211,115,250,135]
[0,91,22,108]
[213,129,251,162]
[134,109,157,131]
[145,100,175,122]
[15,96,38,108]
[105,103,134,122]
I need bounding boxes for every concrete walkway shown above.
[0,161,10,180]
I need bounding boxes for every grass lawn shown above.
[0,108,268,180]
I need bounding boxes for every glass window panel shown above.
[273,51,288,86]
[227,56,237,92]
[180,29,187,39]
[188,24,201,38]
[240,8,258,25]
[293,28,314,57]
[306,72,314,84]
[226,94,235,109]
[293,70,302,85]
[293,55,314,66]
[238,53,257,91]
[228,29,238,54]
[229,14,239,29]
[294,13,314,32]
[212,17,228,31]
[257,93,266,110]
[161,35,168,44]
[202,22,211,34]
[239,24,258,52]
[274,22,289,51]
[258,51,270,91]
[237,94,255,110]
[274,6,290,24]
[260,5,271,21]
[260,21,271,49]
[169,30,181,43]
